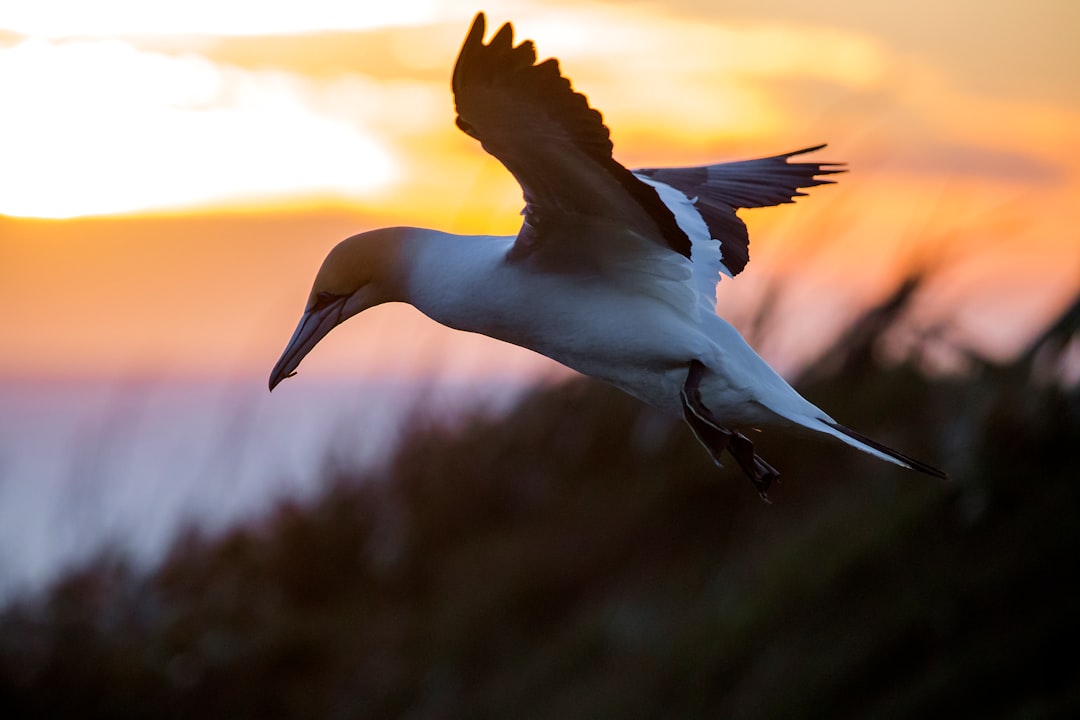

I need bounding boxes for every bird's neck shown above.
[398,227,515,321]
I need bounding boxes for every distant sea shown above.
[0,377,526,603]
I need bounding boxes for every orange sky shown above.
[1,0,1078,381]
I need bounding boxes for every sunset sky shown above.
[2,0,1078,381]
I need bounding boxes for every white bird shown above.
[269,13,947,497]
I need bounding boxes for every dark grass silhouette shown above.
[1,280,1078,719]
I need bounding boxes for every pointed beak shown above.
[268,296,348,391]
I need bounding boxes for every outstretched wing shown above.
[452,13,691,270]
[636,147,845,277]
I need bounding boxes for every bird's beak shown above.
[268,296,348,391]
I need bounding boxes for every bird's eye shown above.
[310,292,340,311]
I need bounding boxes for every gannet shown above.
[269,13,947,497]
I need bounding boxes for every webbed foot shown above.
[680,360,780,500]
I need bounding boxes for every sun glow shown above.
[0,1,901,220]
[0,0,443,37]
[1,0,1077,380]
[0,37,398,218]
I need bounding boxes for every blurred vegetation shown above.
[1,280,1078,719]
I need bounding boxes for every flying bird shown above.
[270,13,947,497]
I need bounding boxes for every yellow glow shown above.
[0,2,902,220]
[0,0,442,37]
[1,1,1078,379]
[509,5,889,153]
[523,7,887,88]
[0,38,397,218]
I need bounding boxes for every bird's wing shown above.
[635,146,845,278]
[452,13,692,280]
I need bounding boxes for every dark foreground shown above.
[2,287,1078,719]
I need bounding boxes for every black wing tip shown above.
[468,12,518,46]
[452,10,618,178]
[825,420,950,481]
[454,13,546,94]
[490,18,514,49]
[452,13,690,260]
[783,143,848,176]
[461,12,523,57]
[788,142,828,156]
[464,12,487,48]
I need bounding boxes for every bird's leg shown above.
[682,403,734,466]
[728,431,780,501]
[680,360,781,500]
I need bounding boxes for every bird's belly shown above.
[480,293,703,415]
[417,268,782,423]
[502,304,792,427]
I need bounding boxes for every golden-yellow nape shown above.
[304,227,412,310]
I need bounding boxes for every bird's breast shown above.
[404,234,710,410]
[428,266,697,372]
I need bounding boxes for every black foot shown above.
[680,360,780,500]
[729,431,780,500]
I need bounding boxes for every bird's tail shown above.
[813,418,948,480]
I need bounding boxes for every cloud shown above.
[3,3,1074,220]
[0,38,397,217]
[0,0,442,37]
[889,143,1066,187]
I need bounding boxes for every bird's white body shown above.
[402,226,821,429]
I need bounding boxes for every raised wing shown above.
[636,146,845,276]
[452,13,691,268]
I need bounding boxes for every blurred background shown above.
[1,0,1078,716]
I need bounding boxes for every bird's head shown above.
[268,228,409,391]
